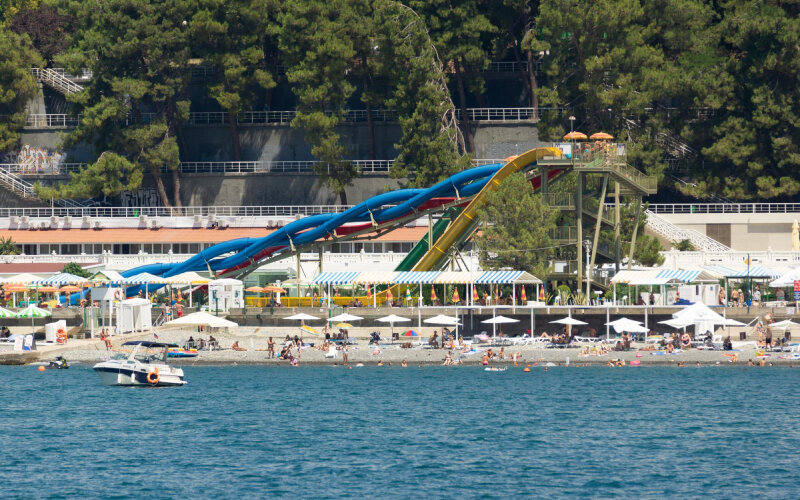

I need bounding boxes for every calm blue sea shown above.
[1,364,798,499]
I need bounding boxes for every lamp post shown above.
[583,238,591,304]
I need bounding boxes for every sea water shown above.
[1,364,799,499]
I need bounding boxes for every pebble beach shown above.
[27,325,800,367]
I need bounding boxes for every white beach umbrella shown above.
[549,317,588,326]
[606,317,647,334]
[659,318,693,329]
[164,311,238,328]
[482,314,520,339]
[481,315,520,324]
[377,314,411,340]
[770,319,800,330]
[424,314,462,342]
[284,313,320,321]
[328,312,364,322]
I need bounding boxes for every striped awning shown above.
[162,271,211,284]
[1,273,44,285]
[434,272,479,284]
[655,269,720,282]
[728,266,779,278]
[702,265,739,277]
[312,271,359,285]
[35,272,90,285]
[113,272,166,285]
[394,271,441,284]
[475,270,542,284]
[352,272,399,285]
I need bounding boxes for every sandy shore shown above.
[22,325,800,367]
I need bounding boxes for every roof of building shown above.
[0,263,98,275]
[0,226,429,244]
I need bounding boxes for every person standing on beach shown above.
[267,337,275,359]
[342,344,349,365]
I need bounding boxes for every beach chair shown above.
[324,345,337,358]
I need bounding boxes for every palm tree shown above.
[0,237,21,255]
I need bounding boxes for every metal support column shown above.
[614,181,621,273]
[576,173,584,286]
[627,196,642,270]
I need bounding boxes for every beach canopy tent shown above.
[90,270,124,283]
[1,273,45,285]
[474,270,542,284]
[769,269,800,288]
[394,271,441,284]
[34,272,90,285]
[116,298,152,333]
[434,272,480,284]
[671,302,729,335]
[162,272,211,285]
[164,311,237,329]
[111,273,166,285]
[312,272,360,285]
[352,272,399,284]
[610,269,675,285]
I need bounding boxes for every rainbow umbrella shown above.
[402,329,419,337]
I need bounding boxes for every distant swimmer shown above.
[401,360,408,368]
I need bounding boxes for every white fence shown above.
[650,203,800,215]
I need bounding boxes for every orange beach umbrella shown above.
[521,287,527,302]
[563,131,587,140]
[590,132,614,140]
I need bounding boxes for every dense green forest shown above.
[1,0,799,205]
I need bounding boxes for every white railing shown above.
[650,203,800,215]
[21,107,569,128]
[661,250,800,269]
[645,210,730,252]
[5,159,506,176]
[31,68,84,95]
[484,61,541,73]
[0,165,35,198]
[24,114,81,128]
[31,67,92,81]
[0,205,354,218]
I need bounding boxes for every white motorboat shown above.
[93,341,187,387]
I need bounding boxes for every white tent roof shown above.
[610,269,672,285]
[770,270,800,287]
[164,311,238,328]
[1,273,45,285]
[328,313,364,322]
[163,272,210,284]
[434,272,479,284]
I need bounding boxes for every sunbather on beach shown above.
[443,351,453,366]
[232,341,246,351]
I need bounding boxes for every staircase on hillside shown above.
[31,68,84,95]
[645,209,731,252]
[0,165,90,208]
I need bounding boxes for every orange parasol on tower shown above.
[520,286,527,302]
[472,287,479,302]
[452,288,460,303]
[563,131,587,140]
[430,288,437,302]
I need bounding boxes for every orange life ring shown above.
[146,367,160,385]
[56,329,67,344]
[114,290,122,300]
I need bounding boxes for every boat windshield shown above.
[133,346,168,364]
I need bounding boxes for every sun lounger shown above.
[324,345,337,358]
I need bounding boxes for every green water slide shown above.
[394,206,462,272]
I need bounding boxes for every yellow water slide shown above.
[412,147,563,272]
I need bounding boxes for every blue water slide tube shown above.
[109,163,504,299]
